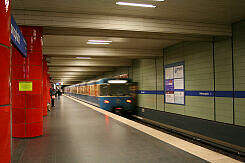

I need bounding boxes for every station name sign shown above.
[11,16,27,57]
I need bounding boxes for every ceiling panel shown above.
[12,0,245,24]
[48,66,114,72]
[47,59,132,67]
[43,35,179,49]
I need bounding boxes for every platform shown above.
[12,96,240,163]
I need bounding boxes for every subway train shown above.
[64,78,136,114]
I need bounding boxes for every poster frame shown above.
[164,61,185,105]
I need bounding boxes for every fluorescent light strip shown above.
[75,57,92,59]
[87,42,110,45]
[116,2,156,8]
[88,40,112,43]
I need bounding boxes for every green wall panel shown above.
[214,39,233,124]
[163,41,215,120]
[165,104,185,115]
[234,20,245,126]
[157,95,165,111]
[215,97,233,124]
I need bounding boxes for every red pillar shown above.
[43,57,48,116]
[0,0,11,162]
[47,74,51,104]
[12,27,43,138]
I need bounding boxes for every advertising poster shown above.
[174,79,184,90]
[165,79,174,91]
[165,67,174,79]
[174,91,185,104]
[165,91,174,103]
[174,65,184,79]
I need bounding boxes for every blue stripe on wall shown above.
[216,91,233,98]
[137,90,245,98]
[235,91,245,98]
[185,91,214,97]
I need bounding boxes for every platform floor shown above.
[12,96,238,163]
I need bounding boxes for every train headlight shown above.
[126,99,132,103]
[104,100,110,104]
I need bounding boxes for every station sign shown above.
[11,16,27,57]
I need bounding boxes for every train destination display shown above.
[164,62,185,105]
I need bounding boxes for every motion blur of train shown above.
[64,78,137,114]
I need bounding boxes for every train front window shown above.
[109,84,130,96]
[100,85,110,96]
[100,84,130,96]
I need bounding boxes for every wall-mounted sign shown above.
[164,62,185,105]
[19,81,32,91]
[11,16,27,57]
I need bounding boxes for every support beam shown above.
[42,27,214,41]
[13,10,231,36]
[49,72,102,76]
[52,78,86,81]
[49,75,99,78]
[47,59,132,67]
[48,67,114,72]
[44,47,162,58]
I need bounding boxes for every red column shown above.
[12,27,43,138]
[47,74,51,104]
[43,57,48,116]
[0,0,11,162]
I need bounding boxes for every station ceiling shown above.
[12,0,245,85]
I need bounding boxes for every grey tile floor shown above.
[12,96,208,163]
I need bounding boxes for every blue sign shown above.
[11,16,27,57]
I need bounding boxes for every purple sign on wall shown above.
[165,79,174,91]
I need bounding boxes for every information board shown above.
[11,16,27,57]
[19,81,32,91]
[164,62,185,105]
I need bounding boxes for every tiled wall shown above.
[214,38,233,124]
[135,59,157,109]
[156,57,164,111]
[166,42,214,120]
[234,21,245,126]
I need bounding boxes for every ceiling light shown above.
[75,57,92,59]
[116,2,156,8]
[87,42,110,45]
[88,40,112,43]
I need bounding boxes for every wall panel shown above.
[234,21,245,126]
[214,38,233,124]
